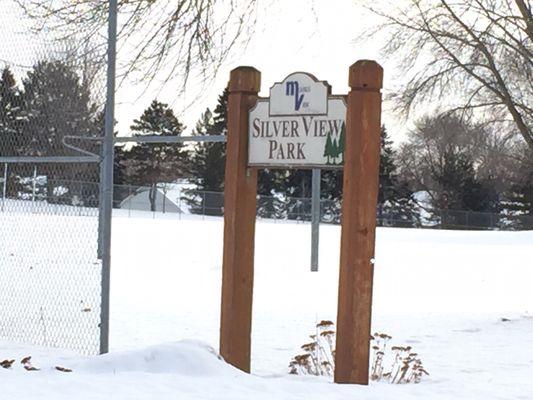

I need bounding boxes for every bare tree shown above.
[397,114,515,210]
[14,0,258,89]
[365,0,533,149]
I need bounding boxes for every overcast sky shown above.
[0,1,410,142]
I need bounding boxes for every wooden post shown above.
[220,66,261,373]
[334,60,383,385]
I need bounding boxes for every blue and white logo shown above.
[285,81,305,111]
[270,72,328,116]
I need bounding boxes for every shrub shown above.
[289,321,429,384]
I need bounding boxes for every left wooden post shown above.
[220,66,261,373]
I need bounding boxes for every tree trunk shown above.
[149,183,157,212]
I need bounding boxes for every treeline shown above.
[397,116,532,227]
[1,61,531,228]
[115,86,532,229]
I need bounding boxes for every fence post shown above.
[162,185,167,214]
[99,0,118,355]
[203,191,206,219]
[335,60,383,385]
[128,186,132,218]
[311,169,321,272]
[220,66,260,373]
[178,190,182,220]
[2,163,7,212]
[32,165,37,212]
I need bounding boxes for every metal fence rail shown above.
[106,182,533,230]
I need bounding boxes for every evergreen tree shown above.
[113,144,131,207]
[510,153,533,217]
[0,67,23,157]
[433,151,499,228]
[212,87,228,136]
[378,126,419,227]
[332,137,340,165]
[281,169,312,220]
[185,88,228,215]
[19,60,99,201]
[124,99,186,212]
[0,67,24,198]
[21,60,96,157]
[324,132,334,164]
[398,114,502,227]
[338,123,346,164]
[501,145,533,229]
[379,126,399,205]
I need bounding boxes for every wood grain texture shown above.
[219,66,260,373]
[334,60,383,385]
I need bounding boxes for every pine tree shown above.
[501,145,532,228]
[338,123,346,164]
[186,108,222,215]
[378,126,419,227]
[0,67,24,198]
[432,151,499,228]
[124,99,186,212]
[379,126,398,205]
[0,67,23,157]
[19,60,99,201]
[332,137,340,165]
[185,88,228,215]
[324,132,333,164]
[21,61,96,157]
[113,144,131,207]
[212,87,228,136]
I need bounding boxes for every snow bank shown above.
[73,340,240,377]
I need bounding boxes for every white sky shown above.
[0,0,410,143]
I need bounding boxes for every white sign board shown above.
[248,72,346,168]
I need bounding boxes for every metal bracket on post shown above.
[62,136,103,159]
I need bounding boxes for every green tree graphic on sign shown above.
[323,123,346,165]
[332,137,340,164]
[324,132,334,164]
[338,122,346,164]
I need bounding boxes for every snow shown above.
[118,181,196,214]
[1,212,533,399]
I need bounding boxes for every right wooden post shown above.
[334,60,383,385]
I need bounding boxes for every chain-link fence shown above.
[0,2,109,355]
[0,166,102,353]
[107,182,533,230]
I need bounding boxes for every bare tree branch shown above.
[14,0,258,92]
[363,0,533,150]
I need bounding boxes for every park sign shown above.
[223,62,384,383]
[248,72,347,168]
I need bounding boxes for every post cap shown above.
[229,66,261,93]
[349,60,383,91]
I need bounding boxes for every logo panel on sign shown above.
[269,72,328,116]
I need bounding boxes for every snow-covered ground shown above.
[1,212,532,399]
